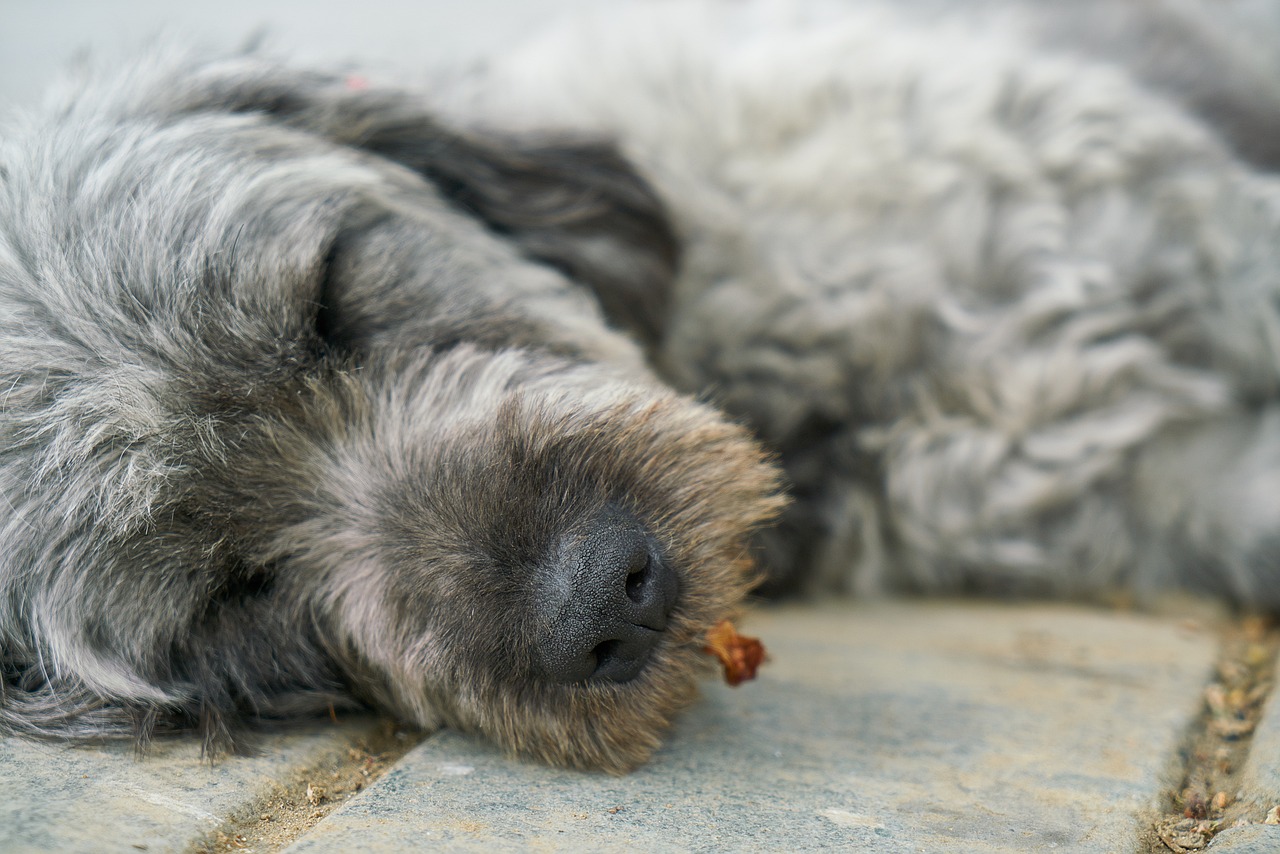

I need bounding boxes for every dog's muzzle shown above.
[534,506,678,684]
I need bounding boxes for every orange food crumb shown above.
[703,619,767,686]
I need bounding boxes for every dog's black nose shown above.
[535,507,678,684]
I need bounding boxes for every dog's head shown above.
[256,349,782,771]
[0,49,782,771]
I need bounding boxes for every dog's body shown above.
[451,1,1280,603]
[3,1,1280,770]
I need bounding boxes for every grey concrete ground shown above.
[8,600,1275,853]
[280,603,1221,853]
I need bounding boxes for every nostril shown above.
[624,552,677,633]
[534,506,679,684]
[589,630,658,682]
[624,555,651,604]
[591,639,621,673]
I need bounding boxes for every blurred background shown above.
[9,0,1280,115]
[0,0,598,109]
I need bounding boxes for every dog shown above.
[3,0,1280,772]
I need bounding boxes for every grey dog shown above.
[5,0,1280,772]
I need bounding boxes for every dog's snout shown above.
[536,507,678,684]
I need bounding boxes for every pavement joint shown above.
[188,719,424,854]
[1143,616,1280,853]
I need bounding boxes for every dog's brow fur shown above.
[5,0,1280,771]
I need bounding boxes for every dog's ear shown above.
[379,127,679,346]
[178,61,678,344]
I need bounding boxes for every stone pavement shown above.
[0,718,382,853]
[6,601,1280,853]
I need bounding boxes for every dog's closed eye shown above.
[312,236,347,352]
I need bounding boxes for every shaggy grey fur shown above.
[4,0,1280,770]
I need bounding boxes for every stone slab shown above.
[1206,824,1280,853]
[0,718,382,854]
[286,602,1216,853]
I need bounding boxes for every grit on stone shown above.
[284,602,1217,853]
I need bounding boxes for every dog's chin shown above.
[397,500,773,771]
[287,354,785,771]
[466,406,782,772]
[447,596,753,774]
[369,522,765,773]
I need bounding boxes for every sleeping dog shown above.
[3,1,1280,770]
